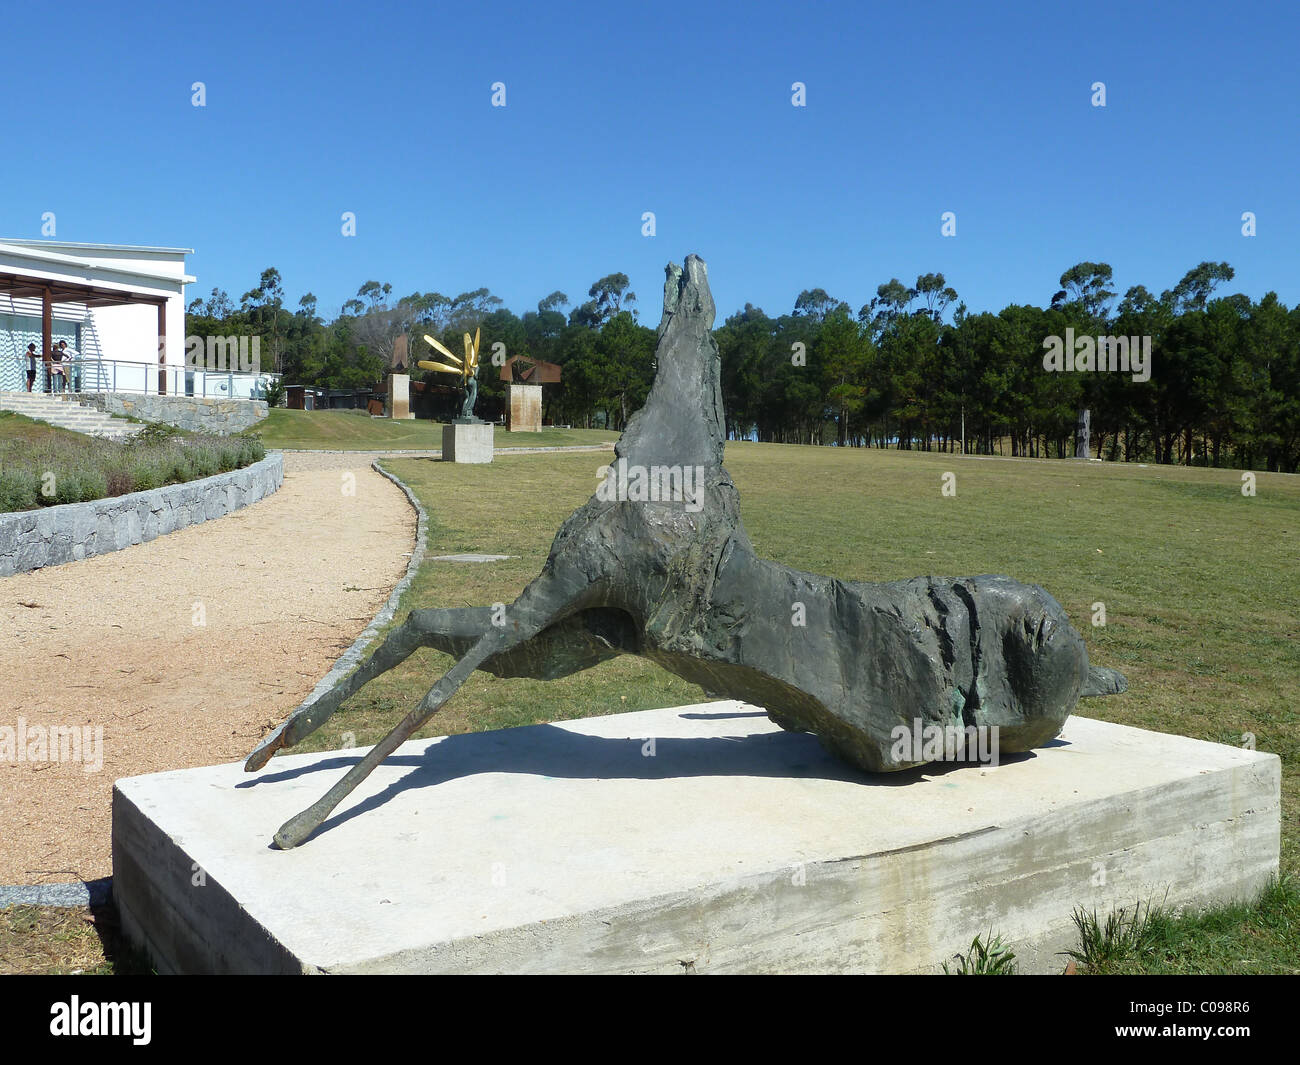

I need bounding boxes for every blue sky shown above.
[2,0,1294,324]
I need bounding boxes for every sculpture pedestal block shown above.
[507,384,542,432]
[111,702,1279,974]
[441,421,492,463]
[386,374,413,419]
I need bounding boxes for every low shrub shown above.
[167,453,191,484]
[77,468,110,502]
[129,460,164,492]
[216,443,241,472]
[105,467,134,497]
[0,470,38,512]
[132,422,183,446]
[46,469,111,506]
[54,470,83,505]
[262,378,286,408]
[240,436,266,465]
[188,447,219,478]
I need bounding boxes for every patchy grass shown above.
[0,409,84,445]
[244,407,618,451]
[0,904,153,975]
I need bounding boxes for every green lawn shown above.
[0,409,84,444]
[243,407,618,451]
[284,441,1299,973]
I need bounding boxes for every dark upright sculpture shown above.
[248,255,1126,849]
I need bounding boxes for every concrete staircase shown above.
[0,391,145,439]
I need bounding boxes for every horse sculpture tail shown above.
[1081,665,1128,697]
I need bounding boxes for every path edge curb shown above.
[296,458,429,707]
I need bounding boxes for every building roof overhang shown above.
[0,269,171,308]
[0,241,195,296]
[0,237,193,256]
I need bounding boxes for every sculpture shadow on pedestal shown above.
[237,718,1050,847]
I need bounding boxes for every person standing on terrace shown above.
[49,342,66,393]
[57,340,76,393]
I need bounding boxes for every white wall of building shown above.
[91,300,185,364]
[0,239,192,373]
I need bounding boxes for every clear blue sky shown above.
[2,0,1294,324]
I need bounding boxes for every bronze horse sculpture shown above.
[247,254,1126,849]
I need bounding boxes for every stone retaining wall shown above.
[0,453,283,577]
[79,393,269,434]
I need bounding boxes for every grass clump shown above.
[942,932,1018,974]
[1063,878,1300,975]
[1063,899,1170,973]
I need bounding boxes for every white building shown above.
[0,238,275,399]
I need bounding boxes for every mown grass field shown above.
[286,441,1299,973]
[243,407,618,451]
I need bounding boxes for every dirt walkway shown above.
[0,454,416,884]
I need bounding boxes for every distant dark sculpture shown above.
[460,374,478,421]
[1076,407,1091,459]
[248,254,1127,849]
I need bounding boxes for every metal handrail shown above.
[59,357,279,399]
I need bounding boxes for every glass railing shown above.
[50,357,280,400]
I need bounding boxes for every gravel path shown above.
[0,453,416,885]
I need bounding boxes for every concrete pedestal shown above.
[112,702,1280,975]
[507,383,542,432]
[441,421,492,463]
[386,374,413,419]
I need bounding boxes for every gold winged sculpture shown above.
[419,327,481,421]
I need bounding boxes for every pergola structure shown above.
[0,239,193,396]
[0,268,170,394]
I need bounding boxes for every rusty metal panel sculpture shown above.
[500,355,562,384]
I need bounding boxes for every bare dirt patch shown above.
[0,453,415,884]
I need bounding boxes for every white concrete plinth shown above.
[507,383,542,431]
[441,421,492,463]
[112,702,1280,975]
[386,373,413,419]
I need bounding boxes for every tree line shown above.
[187,259,1300,473]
